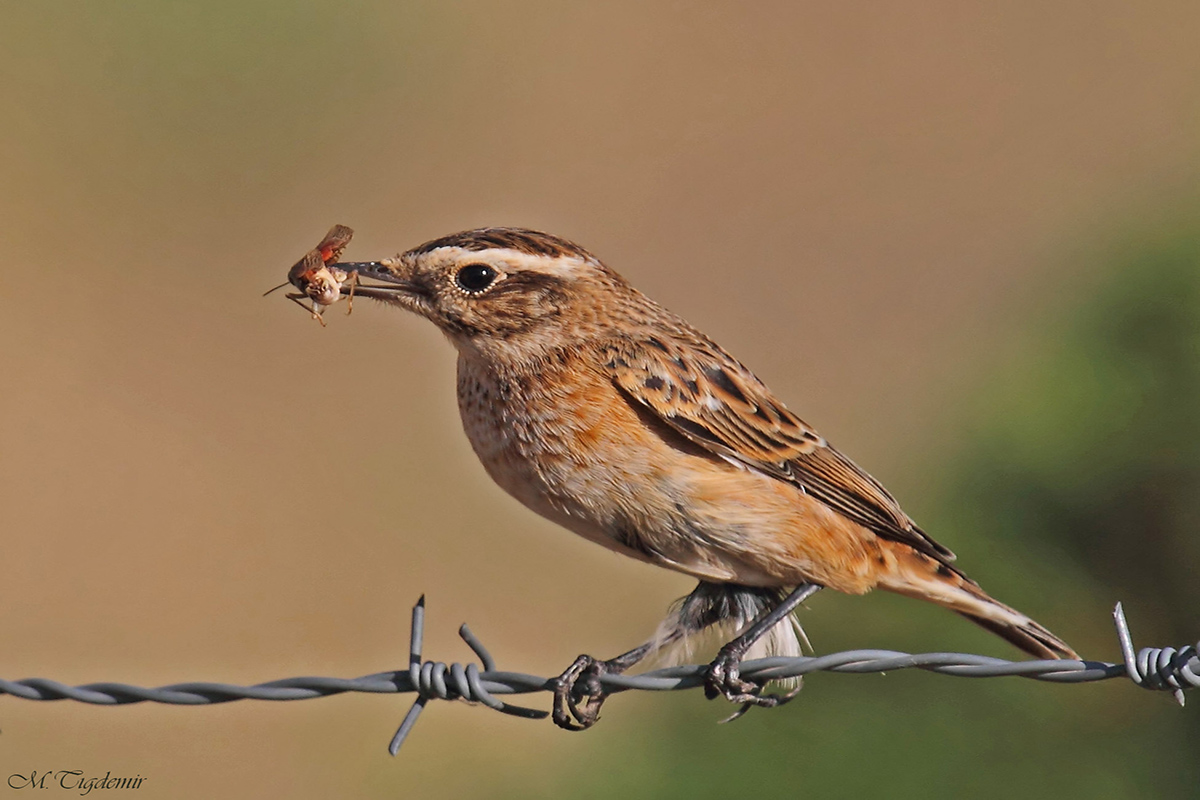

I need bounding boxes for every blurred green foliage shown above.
[957,224,1200,650]
[497,214,1200,799]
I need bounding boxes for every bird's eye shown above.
[455,264,497,293]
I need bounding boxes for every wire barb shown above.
[388,596,547,755]
[1112,602,1199,707]
[0,597,1193,755]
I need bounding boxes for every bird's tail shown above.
[876,541,1079,660]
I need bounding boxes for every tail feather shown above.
[877,543,1079,660]
[954,606,1078,661]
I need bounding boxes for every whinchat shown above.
[313,227,1078,730]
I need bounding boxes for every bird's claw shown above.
[704,651,802,722]
[552,654,609,731]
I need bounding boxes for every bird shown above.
[326,226,1079,730]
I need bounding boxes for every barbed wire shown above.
[1,598,1194,755]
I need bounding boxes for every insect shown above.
[265,224,359,325]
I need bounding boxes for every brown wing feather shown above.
[601,336,957,565]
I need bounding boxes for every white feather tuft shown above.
[642,584,812,690]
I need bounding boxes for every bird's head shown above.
[339,228,639,363]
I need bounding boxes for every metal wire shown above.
[1,597,1194,755]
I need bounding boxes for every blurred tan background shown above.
[1,2,1198,798]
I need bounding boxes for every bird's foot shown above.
[552,654,614,731]
[704,649,802,723]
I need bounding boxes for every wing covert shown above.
[601,336,956,564]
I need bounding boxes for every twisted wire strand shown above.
[1,598,1194,755]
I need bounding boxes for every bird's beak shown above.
[332,260,425,302]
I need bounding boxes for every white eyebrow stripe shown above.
[423,246,594,277]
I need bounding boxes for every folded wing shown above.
[601,335,958,566]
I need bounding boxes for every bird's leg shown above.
[552,633,681,731]
[705,583,822,710]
